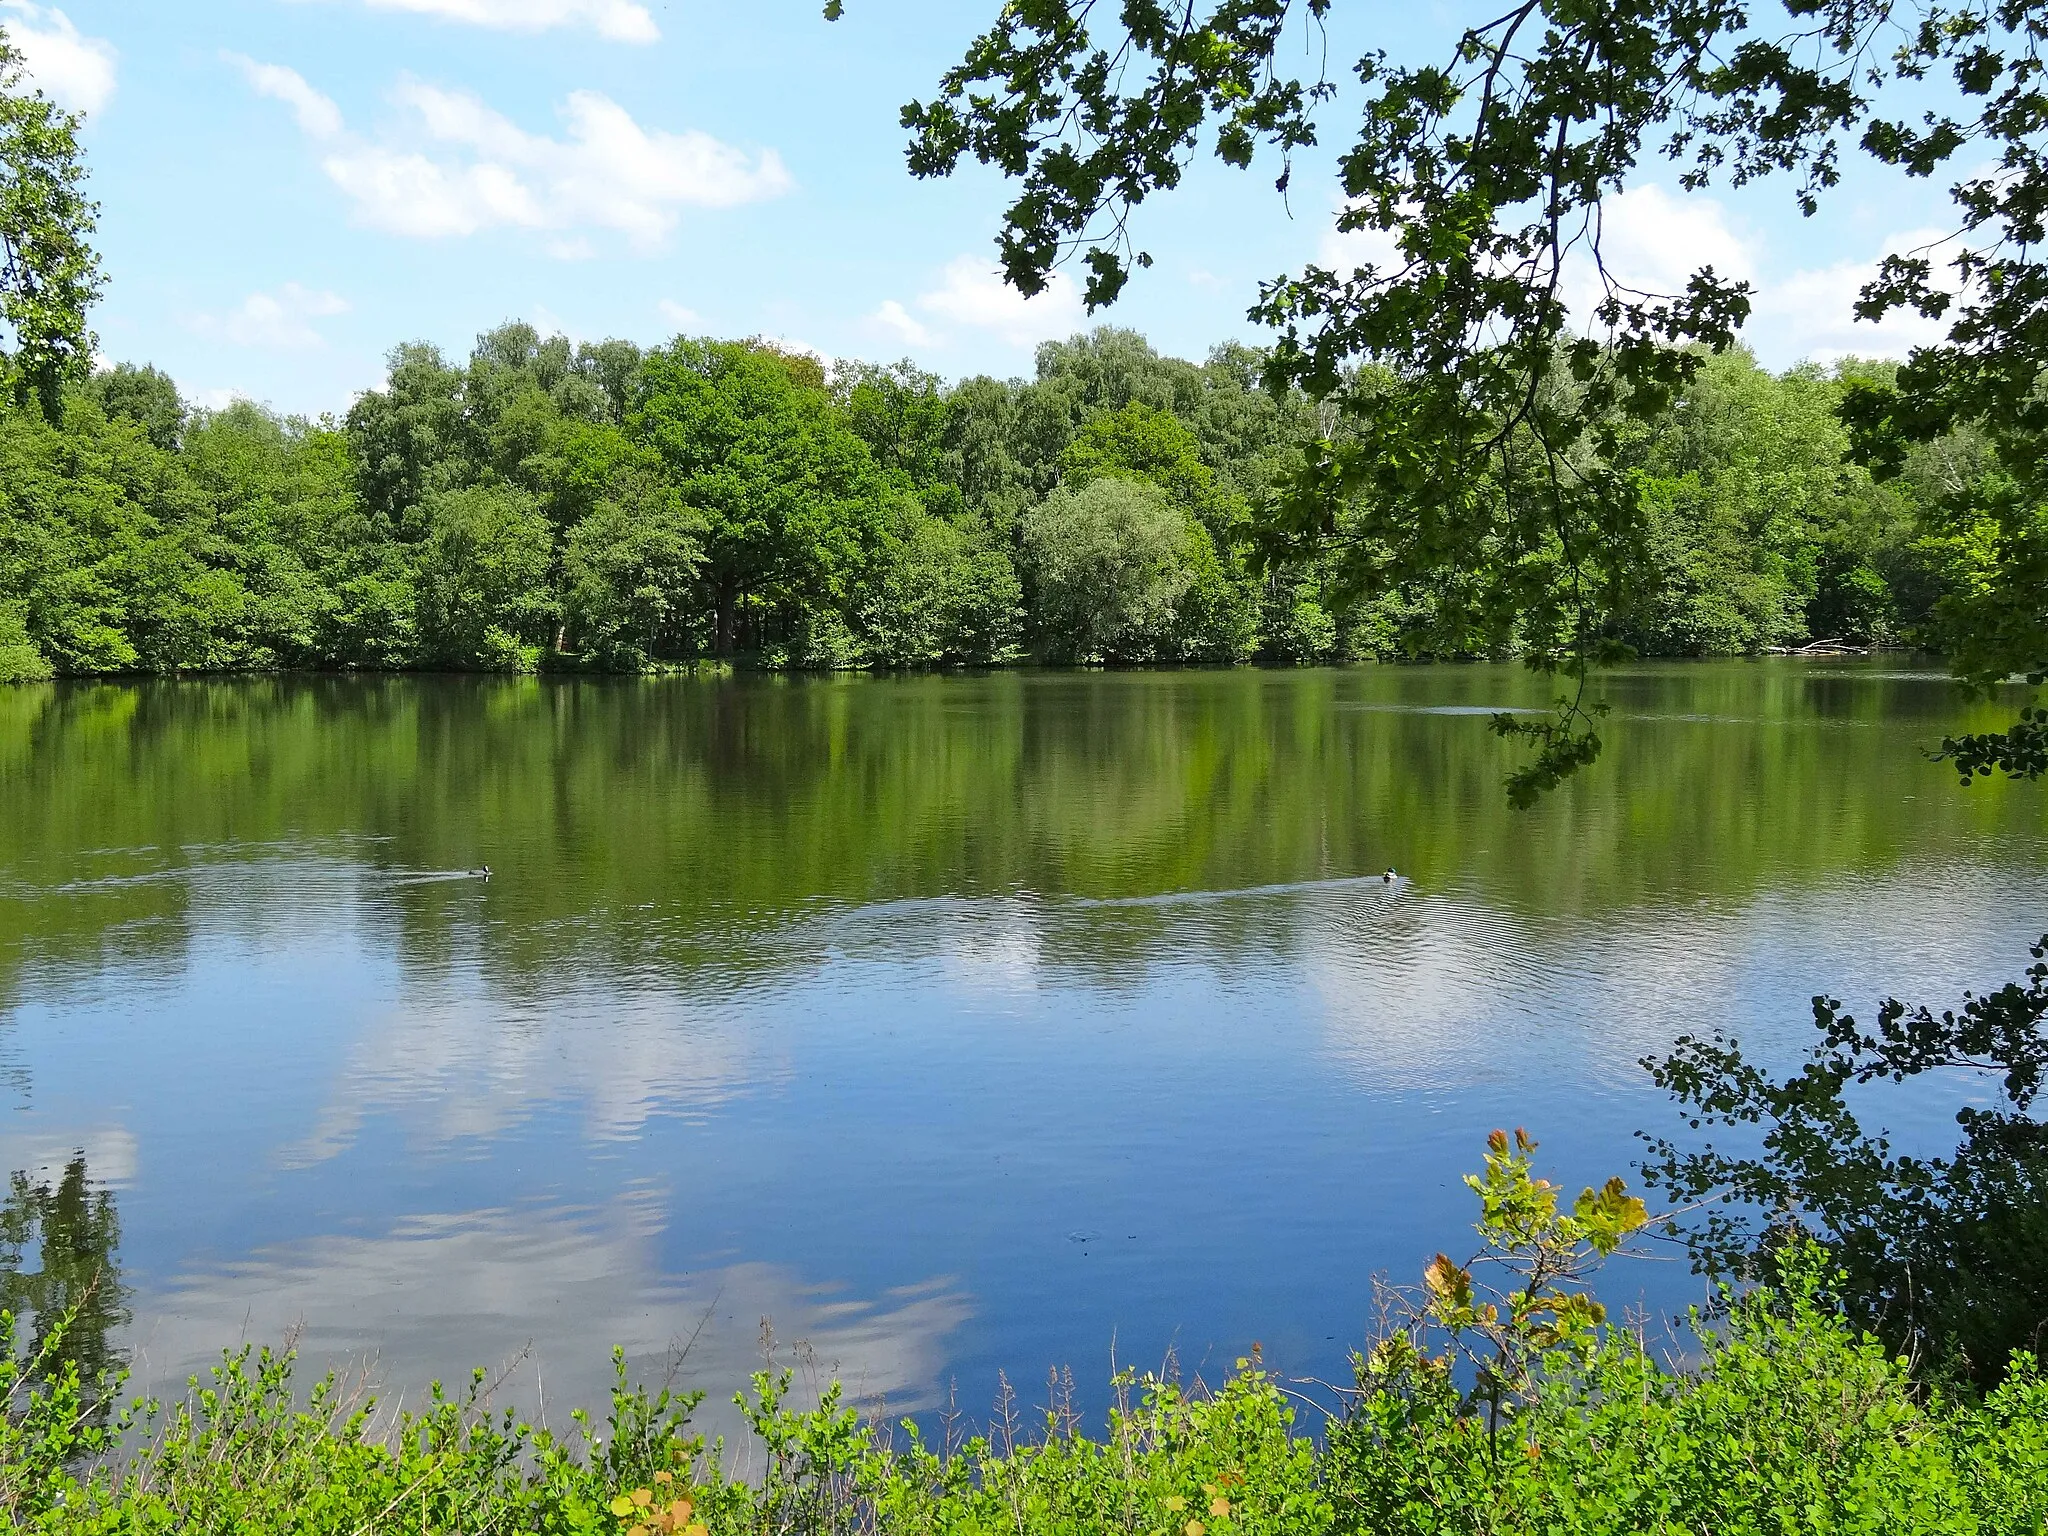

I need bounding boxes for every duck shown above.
[1383,868,1397,884]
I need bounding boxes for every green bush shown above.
[1645,934,2048,1385]
[10,1137,2047,1534]
[0,605,50,682]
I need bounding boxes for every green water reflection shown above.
[0,663,2038,1005]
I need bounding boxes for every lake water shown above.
[1,662,2043,1433]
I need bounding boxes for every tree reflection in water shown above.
[0,1154,127,1396]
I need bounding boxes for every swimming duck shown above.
[1383,868,1397,884]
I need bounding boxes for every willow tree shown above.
[832,0,2047,799]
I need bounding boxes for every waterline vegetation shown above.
[7,1131,2048,1535]
[0,330,1974,685]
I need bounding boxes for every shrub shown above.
[11,1138,2048,1534]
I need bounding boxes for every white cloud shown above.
[181,385,248,412]
[225,54,344,139]
[193,282,350,349]
[868,298,936,349]
[761,335,830,371]
[0,2,115,114]
[1318,184,1956,368]
[1587,183,1757,298]
[235,60,790,252]
[526,303,584,341]
[1316,206,1404,276]
[897,256,1085,351]
[343,0,658,43]
[1565,186,1952,363]
[657,299,703,329]
[1748,228,1956,364]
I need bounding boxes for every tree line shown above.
[0,323,1978,681]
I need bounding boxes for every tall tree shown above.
[0,24,102,416]
[635,340,888,657]
[857,0,2048,797]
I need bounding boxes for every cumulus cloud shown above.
[1588,189,1961,364]
[869,256,1085,354]
[227,54,345,138]
[761,334,830,370]
[868,298,936,350]
[193,283,350,349]
[341,0,658,43]
[231,58,790,252]
[657,299,703,329]
[1315,206,1404,276]
[1747,228,1957,364]
[918,257,1084,348]
[1584,183,1758,299]
[0,1,116,114]
[182,385,249,412]
[1316,184,1957,367]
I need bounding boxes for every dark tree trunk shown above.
[714,578,737,656]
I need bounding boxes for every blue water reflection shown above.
[0,662,2042,1432]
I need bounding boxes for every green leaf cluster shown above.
[0,24,101,417]
[891,0,2048,789]
[1646,932,2048,1386]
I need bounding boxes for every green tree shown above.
[0,394,252,675]
[635,340,888,658]
[179,401,373,668]
[862,503,1023,666]
[834,359,954,490]
[413,485,556,670]
[345,343,468,538]
[1022,477,1194,662]
[1060,402,1239,538]
[563,471,707,668]
[82,364,185,452]
[873,0,2048,794]
[0,25,101,416]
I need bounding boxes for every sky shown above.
[0,0,1971,418]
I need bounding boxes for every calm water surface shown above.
[1,662,2043,1428]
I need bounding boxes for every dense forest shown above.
[0,324,1977,681]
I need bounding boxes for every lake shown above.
[1,662,2043,1433]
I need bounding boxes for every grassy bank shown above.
[8,1140,2048,1534]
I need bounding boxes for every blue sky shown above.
[2,0,1968,417]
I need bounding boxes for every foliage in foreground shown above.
[1646,931,2048,1387]
[877,0,2048,792]
[6,1139,2048,1534]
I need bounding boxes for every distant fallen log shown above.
[1763,639,1872,657]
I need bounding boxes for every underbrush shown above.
[6,1139,2047,1534]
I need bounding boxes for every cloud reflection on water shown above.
[280,984,782,1168]
[129,1191,972,1440]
